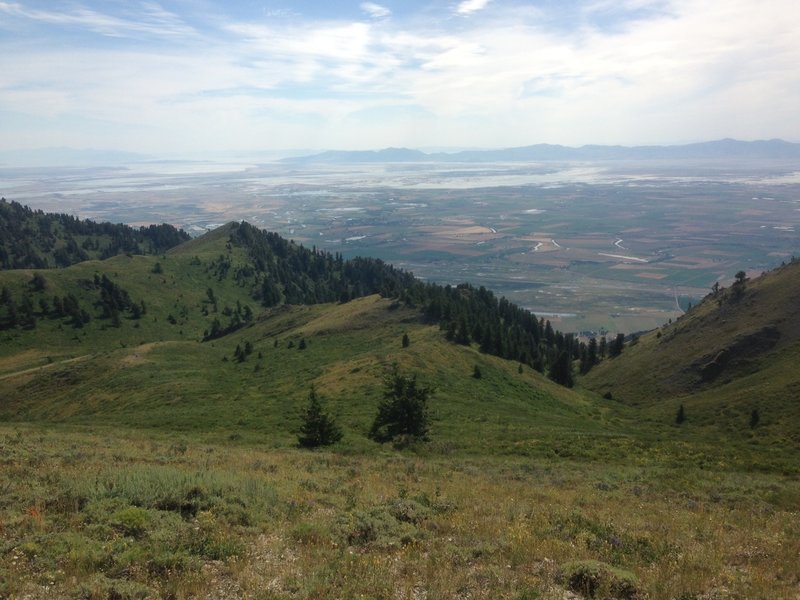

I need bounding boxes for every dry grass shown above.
[1,424,798,599]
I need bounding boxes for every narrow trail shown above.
[0,355,91,381]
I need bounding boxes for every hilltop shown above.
[584,260,800,445]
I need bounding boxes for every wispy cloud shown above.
[455,0,493,15]
[0,0,798,153]
[0,1,196,39]
[361,2,391,19]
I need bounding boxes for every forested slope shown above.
[0,198,189,269]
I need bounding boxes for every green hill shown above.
[0,221,610,456]
[2,219,798,468]
[1,218,799,599]
[0,197,189,269]
[583,260,800,446]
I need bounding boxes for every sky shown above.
[0,0,798,156]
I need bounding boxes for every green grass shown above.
[583,260,800,456]
[2,228,800,597]
[0,293,607,452]
[0,425,797,599]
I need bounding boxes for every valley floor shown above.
[1,424,798,599]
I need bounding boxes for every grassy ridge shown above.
[583,261,800,448]
[0,293,603,453]
[0,223,611,458]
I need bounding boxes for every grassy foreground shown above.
[1,424,798,599]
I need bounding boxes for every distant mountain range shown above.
[284,139,800,163]
[3,139,799,167]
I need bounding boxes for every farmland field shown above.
[2,158,799,334]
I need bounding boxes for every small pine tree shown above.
[369,366,432,443]
[298,338,307,350]
[402,333,410,348]
[472,365,482,379]
[30,272,47,292]
[676,404,686,425]
[298,387,342,448]
[234,344,245,362]
[750,408,760,429]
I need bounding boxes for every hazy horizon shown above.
[1,0,798,156]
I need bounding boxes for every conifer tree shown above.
[609,333,625,357]
[676,404,686,425]
[298,386,342,448]
[548,350,574,387]
[369,366,432,443]
[598,336,607,358]
[234,344,245,362]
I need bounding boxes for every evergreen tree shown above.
[455,317,470,345]
[297,386,342,448]
[30,272,47,292]
[402,333,410,348]
[598,336,607,358]
[234,344,245,362]
[548,350,574,387]
[609,333,625,357]
[586,337,598,370]
[676,404,686,425]
[750,408,760,429]
[472,365,482,379]
[369,366,432,443]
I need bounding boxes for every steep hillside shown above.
[0,220,582,383]
[0,293,612,455]
[0,198,189,269]
[0,220,618,456]
[584,260,800,443]
[2,218,798,468]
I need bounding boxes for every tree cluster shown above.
[228,222,416,308]
[0,198,189,270]
[202,297,254,340]
[223,222,626,387]
[0,272,145,331]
